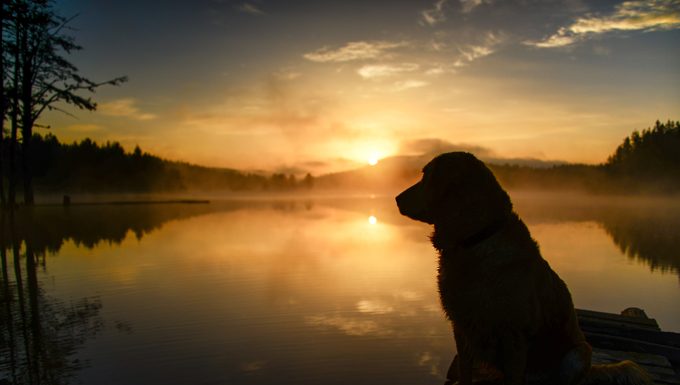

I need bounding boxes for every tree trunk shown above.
[9,88,19,209]
[0,122,5,209]
[20,125,33,206]
[20,9,34,206]
[8,9,21,209]
[0,3,6,208]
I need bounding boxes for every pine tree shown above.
[2,0,126,206]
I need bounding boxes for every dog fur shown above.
[396,152,652,385]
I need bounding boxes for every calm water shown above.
[1,194,680,385]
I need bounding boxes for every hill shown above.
[317,120,680,194]
[13,119,680,196]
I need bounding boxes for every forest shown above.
[3,119,675,197]
[490,120,680,193]
[22,133,314,193]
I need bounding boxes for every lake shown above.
[1,193,679,385]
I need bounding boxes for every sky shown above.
[47,0,680,174]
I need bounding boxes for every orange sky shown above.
[48,0,680,174]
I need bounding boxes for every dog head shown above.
[396,152,512,241]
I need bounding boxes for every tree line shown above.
[605,120,680,178]
[1,0,125,208]
[25,133,315,193]
[27,120,678,195]
[490,120,680,194]
[315,120,680,194]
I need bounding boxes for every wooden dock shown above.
[444,308,680,384]
[577,308,680,385]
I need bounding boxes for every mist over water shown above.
[1,193,679,385]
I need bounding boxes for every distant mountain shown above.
[25,119,680,196]
[316,120,680,194]
[315,153,569,192]
[315,155,424,191]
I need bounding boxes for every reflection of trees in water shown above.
[600,210,680,276]
[0,201,315,384]
[10,204,219,254]
[8,201,317,256]
[0,202,235,384]
[1,196,676,383]
[1,215,103,384]
[12,197,676,280]
[513,195,680,278]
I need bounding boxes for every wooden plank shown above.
[585,331,680,369]
[579,320,680,349]
[442,349,679,385]
[592,348,680,385]
[577,309,660,331]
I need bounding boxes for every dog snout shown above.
[396,182,433,224]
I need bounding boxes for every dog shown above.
[396,152,652,385]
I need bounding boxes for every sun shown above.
[367,151,381,166]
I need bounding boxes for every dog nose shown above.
[396,187,412,213]
[396,183,418,216]
[395,192,405,210]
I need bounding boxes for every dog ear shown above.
[422,161,448,207]
[425,153,512,225]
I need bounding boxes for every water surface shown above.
[1,195,679,384]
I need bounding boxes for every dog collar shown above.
[460,215,509,249]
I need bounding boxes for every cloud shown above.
[303,41,406,63]
[454,31,502,66]
[460,0,491,13]
[526,0,680,48]
[400,138,568,167]
[273,68,301,80]
[526,29,578,48]
[175,76,353,158]
[424,64,457,76]
[237,3,264,15]
[392,80,429,91]
[458,44,494,61]
[98,98,157,121]
[357,63,419,79]
[401,138,494,157]
[425,66,445,76]
[421,0,448,26]
[420,0,492,25]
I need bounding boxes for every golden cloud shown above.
[303,41,406,63]
[357,63,419,79]
[527,0,680,48]
[421,0,448,26]
[392,79,429,91]
[99,98,157,121]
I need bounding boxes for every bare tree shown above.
[2,0,126,206]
